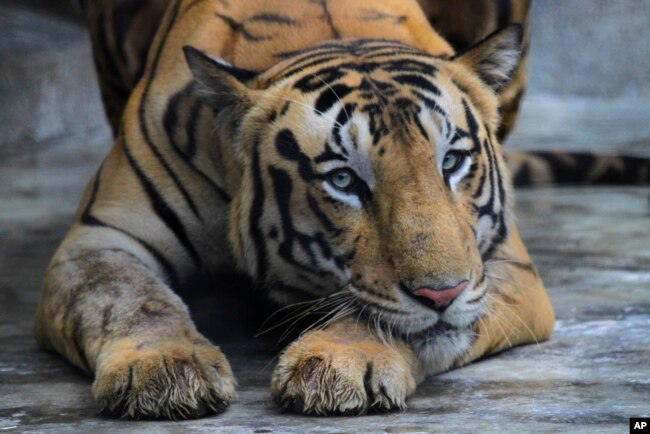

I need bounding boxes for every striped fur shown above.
[36,0,560,419]
[80,0,530,141]
[81,0,649,186]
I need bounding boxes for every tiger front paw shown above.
[271,331,418,415]
[92,338,236,419]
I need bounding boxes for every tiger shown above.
[34,0,648,421]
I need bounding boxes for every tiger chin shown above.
[34,0,554,420]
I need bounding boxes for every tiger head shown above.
[185,26,523,364]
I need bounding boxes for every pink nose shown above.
[412,280,469,310]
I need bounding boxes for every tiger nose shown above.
[412,280,469,310]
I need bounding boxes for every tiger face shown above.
[186,27,521,366]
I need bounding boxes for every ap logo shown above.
[631,418,650,432]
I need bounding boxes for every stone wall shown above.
[528,0,650,100]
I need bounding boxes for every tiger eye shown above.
[330,169,353,190]
[442,151,466,172]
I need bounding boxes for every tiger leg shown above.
[459,223,555,365]
[34,227,236,419]
[271,319,423,415]
[34,153,236,419]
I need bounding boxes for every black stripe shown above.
[486,133,508,255]
[184,100,202,159]
[466,289,487,304]
[70,313,91,372]
[278,56,343,82]
[476,138,497,223]
[411,111,430,143]
[362,49,433,60]
[80,214,180,288]
[81,163,105,218]
[249,141,268,281]
[163,84,232,202]
[381,59,437,75]
[215,13,271,42]
[489,134,507,213]
[415,91,447,117]
[496,0,512,30]
[307,194,341,235]
[312,0,341,38]
[293,68,345,92]
[268,166,333,277]
[511,160,532,186]
[248,13,297,25]
[275,129,320,182]
[80,163,179,287]
[274,44,348,60]
[392,74,441,96]
[524,151,649,185]
[137,0,203,220]
[472,166,487,199]
[123,145,202,268]
[314,84,354,115]
[463,100,482,155]
[314,141,347,164]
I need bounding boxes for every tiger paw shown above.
[92,338,236,419]
[270,331,418,415]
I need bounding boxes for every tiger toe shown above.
[92,338,236,420]
[271,334,417,415]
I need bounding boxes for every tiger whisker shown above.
[317,305,356,333]
[486,293,541,347]
[485,272,529,291]
[276,290,354,342]
[485,257,533,268]
[257,298,329,334]
[484,302,513,349]
[299,300,354,337]
[274,296,352,342]
[256,287,351,337]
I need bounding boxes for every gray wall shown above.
[528,0,650,100]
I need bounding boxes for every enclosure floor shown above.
[1,114,649,434]
[3,0,650,430]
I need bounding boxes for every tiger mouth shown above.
[397,320,460,341]
[354,300,465,342]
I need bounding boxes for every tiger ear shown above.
[183,45,258,111]
[452,24,524,92]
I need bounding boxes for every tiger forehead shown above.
[268,48,446,125]
[254,40,479,161]
[266,39,442,86]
